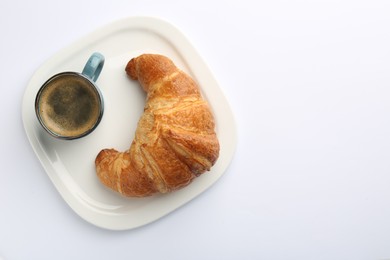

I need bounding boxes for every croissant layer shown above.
[95,54,220,197]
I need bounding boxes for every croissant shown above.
[95,54,220,197]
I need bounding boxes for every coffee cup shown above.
[35,52,105,140]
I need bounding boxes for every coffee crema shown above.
[36,73,102,138]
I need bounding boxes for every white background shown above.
[1,0,390,259]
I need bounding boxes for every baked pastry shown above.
[95,54,220,197]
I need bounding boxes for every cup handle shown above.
[82,52,105,82]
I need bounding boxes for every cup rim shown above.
[35,71,104,140]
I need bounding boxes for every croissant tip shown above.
[95,148,117,165]
[125,58,138,80]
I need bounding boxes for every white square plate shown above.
[22,16,236,230]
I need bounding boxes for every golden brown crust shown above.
[95,54,220,197]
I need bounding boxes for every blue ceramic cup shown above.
[35,52,105,140]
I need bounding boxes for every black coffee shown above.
[37,73,102,138]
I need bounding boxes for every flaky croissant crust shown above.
[95,54,220,197]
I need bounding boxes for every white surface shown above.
[2,0,390,259]
[22,17,236,230]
